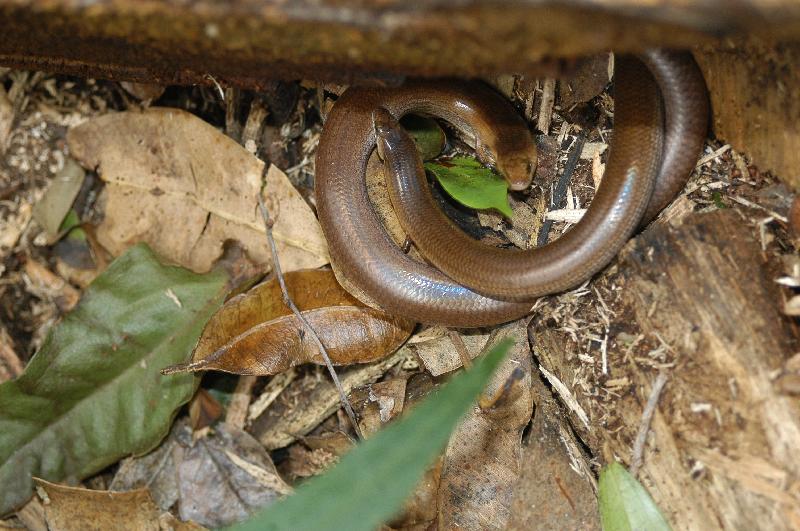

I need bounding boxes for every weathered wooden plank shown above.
[695,40,800,190]
[1,0,799,88]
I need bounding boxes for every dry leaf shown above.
[31,159,85,240]
[14,497,46,531]
[188,388,224,430]
[283,432,354,480]
[111,419,288,528]
[172,269,414,375]
[109,419,184,512]
[33,478,204,531]
[389,372,442,530]
[414,332,490,376]
[66,108,329,272]
[0,85,12,154]
[508,369,599,530]
[119,82,165,102]
[175,424,290,528]
[438,321,534,530]
[349,378,407,437]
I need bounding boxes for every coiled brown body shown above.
[315,51,708,327]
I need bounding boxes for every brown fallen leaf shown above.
[119,81,165,102]
[559,53,612,110]
[389,372,442,530]
[188,388,224,430]
[33,478,204,531]
[167,269,414,375]
[349,378,407,437]
[110,419,185,512]
[507,368,599,530]
[111,419,288,528]
[283,432,354,480]
[438,321,534,530]
[175,424,291,528]
[67,108,329,273]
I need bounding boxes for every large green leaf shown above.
[598,462,671,531]
[426,156,513,218]
[0,244,228,515]
[232,338,513,531]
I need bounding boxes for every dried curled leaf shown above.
[33,479,205,531]
[170,269,414,375]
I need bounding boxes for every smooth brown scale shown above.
[315,54,709,326]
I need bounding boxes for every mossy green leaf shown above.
[231,339,513,531]
[598,462,671,531]
[426,156,513,218]
[0,244,229,515]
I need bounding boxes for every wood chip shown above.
[536,79,556,134]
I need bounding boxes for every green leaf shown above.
[598,462,671,531]
[426,156,513,218]
[0,244,229,515]
[58,209,87,241]
[231,339,513,531]
[399,115,445,161]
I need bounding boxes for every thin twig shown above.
[537,135,586,247]
[728,194,789,223]
[630,371,669,477]
[256,179,364,440]
[447,330,473,369]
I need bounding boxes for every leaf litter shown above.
[67,108,329,273]
[0,61,731,530]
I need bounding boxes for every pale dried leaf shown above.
[414,332,490,376]
[31,158,85,239]
[14,497,46,531]
[67,109,329,272]
[34,478,204,531]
